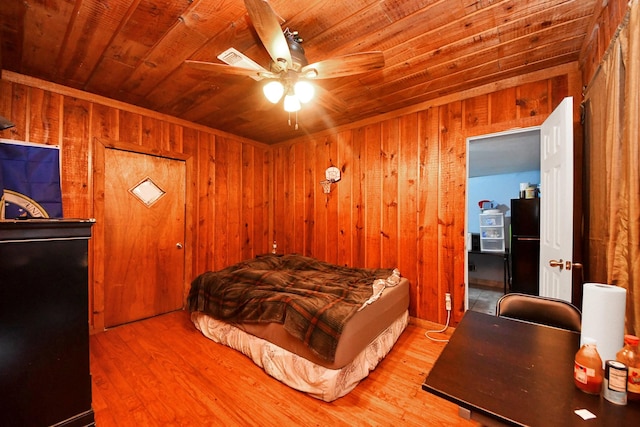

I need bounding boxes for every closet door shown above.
[104,148,186,327]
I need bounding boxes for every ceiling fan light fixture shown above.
[283,93,301,112]
[294,81,314,103]
[302,69,318,79]
[263,80,284,103]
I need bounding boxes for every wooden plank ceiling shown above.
[1,0,597,144]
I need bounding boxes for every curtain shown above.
[584,0,639,335]
[615,0,640,336]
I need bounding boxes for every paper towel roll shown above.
[580,283,626,366]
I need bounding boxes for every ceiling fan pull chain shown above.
[286,112,299,130]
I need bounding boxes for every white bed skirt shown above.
[191,310,409,402]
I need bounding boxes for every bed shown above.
[187,253,410,401]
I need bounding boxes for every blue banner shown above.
[0,141,63,219]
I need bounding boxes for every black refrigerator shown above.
[510,198,540,295]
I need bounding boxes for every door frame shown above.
[464,126,541,310]
[91,137,193,332]
[464,99,584,309]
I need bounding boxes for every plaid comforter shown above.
[188,254,393,362]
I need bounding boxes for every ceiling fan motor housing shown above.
[285,29,308,71]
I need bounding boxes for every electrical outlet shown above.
[445,293,452,311]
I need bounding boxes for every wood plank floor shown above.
[90,310,480,426]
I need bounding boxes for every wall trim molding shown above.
[279,62,580,146]
[1,69,268,148]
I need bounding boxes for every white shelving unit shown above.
[479,212,505,252]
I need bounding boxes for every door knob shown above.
[566,261,583,270]
[176,243,183,249]
[549,259,564,270]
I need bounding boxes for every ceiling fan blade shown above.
[301,52,385,79]
[185,60,278,79]
[244,0,292,70]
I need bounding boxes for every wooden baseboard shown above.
[469,278,502,289]
[409,316,455,334]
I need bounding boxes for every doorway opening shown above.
[466,128,541,314]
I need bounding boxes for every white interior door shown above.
[539,97,574,301]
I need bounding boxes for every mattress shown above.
[188,254,402,364]
[235,277,410,369]
[190,277,410,401]
[191,310,409,402]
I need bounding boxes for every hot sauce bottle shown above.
[616,334,640,401]
[574,337,604,394]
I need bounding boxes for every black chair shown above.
[496,293,582,332]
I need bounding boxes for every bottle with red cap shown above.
[616,334,640,401]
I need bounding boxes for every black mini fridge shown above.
[510,198,540,295]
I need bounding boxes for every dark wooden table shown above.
[422,310,640,426]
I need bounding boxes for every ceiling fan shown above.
[185,0,385,129]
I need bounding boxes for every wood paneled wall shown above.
[1,62,582,328]
[273,63,582,324]
[0,71,270,332]
[580,0,630,87]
